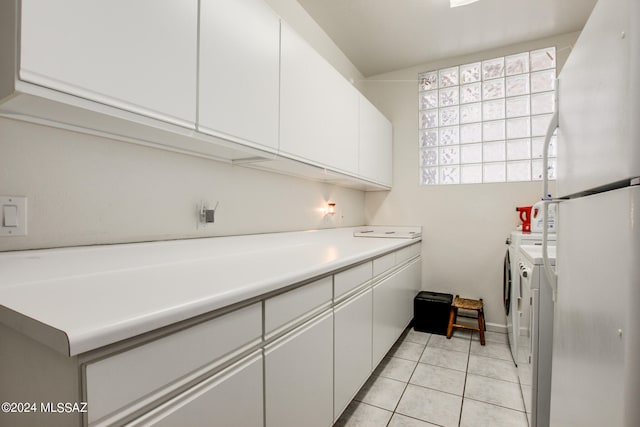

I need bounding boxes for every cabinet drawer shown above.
[85,303,262,425]
[396,243,421,265]
[128,351,263,427]
[334,261,372,300]
[373,253,395,277]
[264,276,332,337]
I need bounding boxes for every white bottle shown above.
[531,201,556,233]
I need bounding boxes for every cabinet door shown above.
[19,0,197,128]
[129,352,263,427]
[199,0,280,151]
[334,288,373,421]
[280,24,359,175]
[265,310,333,427]
[372,259,421,366]
[85,302,262,425]
[359,95,392,186]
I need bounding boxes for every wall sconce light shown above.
[327,203,336,215]
[450,0,480,7]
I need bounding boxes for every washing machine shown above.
[503,231,555,366]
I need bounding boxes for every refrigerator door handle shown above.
[543,110,559,201]
[542,108,560,301]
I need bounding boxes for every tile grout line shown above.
[341,328,517,426]
[384,331,432,426]
[458,330,473,427]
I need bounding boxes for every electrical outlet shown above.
[0,196,27,236]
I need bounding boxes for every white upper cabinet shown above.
[279,24,360,176]
[199,0,280,152]
[19,0,198,128]
[359,95,392,186]
[2,0,392,190]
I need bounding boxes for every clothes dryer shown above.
[504,231,555,366]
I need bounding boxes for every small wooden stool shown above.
[446,295,486,345]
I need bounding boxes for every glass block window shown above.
[418,47,557,185]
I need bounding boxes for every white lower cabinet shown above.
[128,351,263,427]
[334,288,373,421]
[265,310,334,427]
[85,302,262,425]
[0,240,421,427]
[372,258,422,366]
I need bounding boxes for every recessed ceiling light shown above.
[450,0,480,7]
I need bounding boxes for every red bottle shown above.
[516,206,533,232]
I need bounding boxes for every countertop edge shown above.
[0,228,422,357]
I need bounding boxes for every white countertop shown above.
[0,227,421,356]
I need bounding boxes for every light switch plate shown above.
[0,196,27,236]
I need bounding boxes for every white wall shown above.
[0,0,366,252]
[363,31,579,329]
[0,117,365,251]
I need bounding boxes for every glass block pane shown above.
[483,120,505,141]
[440,126,460,145]
[532,159,544,181]
[507,138,531,160]
[420,129,438,147]
[507,160,531,182]
[532,114,553,136]
[439,66,459,87]
[461,164,483,184]
[419,71,438,91]
[530,69,555,93]
[532,158,556,181]
[506,74,530,96]
[531,92,555,115]
[421,167,438,185]
[440,166,460,184]
[484,162,506,182]
[483,99,505,121]
[506,95,530,118]
[532,136,557,158]
[483,141,506,162]
[506,117,531,139]
[420,90,438,110]
[482,57,505,80]
[460,123,482,144]
[530,47,556,71]
[439,145,460,165]
[506,52,529,76]
[483,79,505,100]
[460,62,481,84]
[460,102,482,124]
[461,143,482,164]
[420,148,438,167]
[420,110,438,129]
[440,107,459,126]
[460,83,482,104]
[439,87,459,107]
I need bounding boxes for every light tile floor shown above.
[334,328,528,427]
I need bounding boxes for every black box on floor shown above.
[413,291,453,335]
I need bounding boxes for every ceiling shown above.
[297,0,598,77]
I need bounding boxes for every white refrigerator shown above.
[543,0,640,426]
